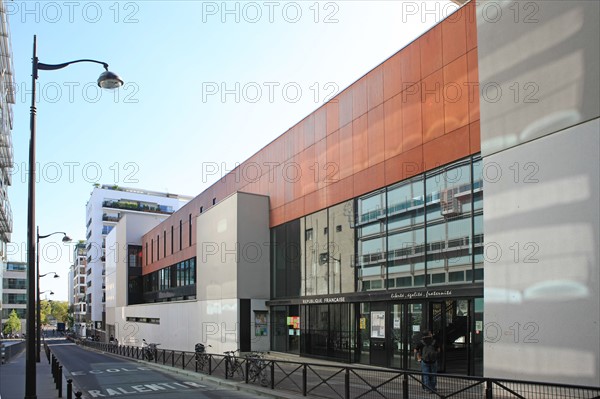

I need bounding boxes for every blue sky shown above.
[6,1,455,300]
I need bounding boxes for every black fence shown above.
[79,340,600,399]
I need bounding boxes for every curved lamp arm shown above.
[39,272,59,279]
[37,230,71,242]
[37,59,109,72]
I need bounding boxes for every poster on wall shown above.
[255,311,268,336]
[370,311,385,338]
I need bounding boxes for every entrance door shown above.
[369,303,387,367]
[431,299,470,374]
[390,302,426,370]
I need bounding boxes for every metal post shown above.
[58,366,63,397]
[25,35,38,399]
[67,379,73,399]
[402,372,409,399]
[75,392,82,398]
[270,361,275,390]
[302,364,307,396]
[345,368,349,399]
[486,380,493,399]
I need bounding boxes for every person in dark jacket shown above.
[415,330,440,393]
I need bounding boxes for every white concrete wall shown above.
[478,0,600,385]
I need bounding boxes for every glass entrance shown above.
[431,299,470,374]
[390,302,426,370]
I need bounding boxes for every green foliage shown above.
[40,300,69,324]
[3,309,22,334]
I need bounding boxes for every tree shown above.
[51,301,69,323]
[3,309,21,335]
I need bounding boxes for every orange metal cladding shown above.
[141,2,480,275]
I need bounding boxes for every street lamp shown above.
[37,262,62,363]
[25,35,122,399]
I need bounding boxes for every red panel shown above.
[299,145,316,196]
[326,99,339,135]
[327,176,354,206]
[302,114,316,148]
[401,83,423,151]
[401,41,421,89]
[284,196,305,222]
[470,121,481,153]
[368,104,385,167]
[304,187,327,215]
[315,138,327,190]
[420,24,443,79]
[353,162,385,198]
[384,145,424,186]
[423,124,470,170]
[339,89,353,128]
[384,94,403,159]
[352,114,369,174]
[383,52,403,101]
[338,123,353,179]
[353,78,368,119]
[443,54,469,134]
[367,66,384,111]
[270,206,285,227]
[465,2,478,52]
[326,130,340,185]
[442,6,467,66]
[422,69,445,143]
[467,49,480,124]
[315,106,327,143]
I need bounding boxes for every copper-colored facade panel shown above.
[326,130,341,184]
[353,162,385,198]
[384,145,424,186]
[285,196,305,222]
[423,124,470,170]
[467,48,480,123]
[443,54,469,134]
[383,52,403,101]
[367,66,384,111]
[465,1,477,52]
[338,123,354,179]
[299,145,316,196]
[270,206,285,227]
[352,114,369,174]
[401,84,423,151]
[339,89,353,128]
[401,41,421,87]
[327,176,354,207]
[315,106,327,143]
[442,6,467,66]
[304,187,327,216]
[469,121,481,153]
[326,99,339,135]
[421,24,443,79]
[368,104,385,167]
[353,77,368,120]
[421,69,445,143]
[383,94,403,159]
[315,138,328,190]
[303,114,316,148]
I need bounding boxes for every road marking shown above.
[87,381,206,397]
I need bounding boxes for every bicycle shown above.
[223,350,244,379]
[195,343,212,371]
[246,352,270,387]
[142,339,160,361]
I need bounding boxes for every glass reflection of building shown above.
[270,156,484,375]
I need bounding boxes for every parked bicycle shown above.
[142,339,160,361]
[195,343,212,371]
[246,352,270,387]
[223,349,244,379]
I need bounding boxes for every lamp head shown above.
[62,235,72,243]
[97,70,124,89]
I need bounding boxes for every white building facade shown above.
[68,242,87,336]
[85,185,190,338]
[1,261,26,335]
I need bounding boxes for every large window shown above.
[356,156,483,291]
[271,220,301,299]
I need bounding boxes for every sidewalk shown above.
[0,342,68,399]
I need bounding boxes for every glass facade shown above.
[140,257,197,303]
[269,156,484,375]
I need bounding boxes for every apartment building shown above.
[68,242,87,336]
[1,261,26,335]
[85,185,191,338]
[104,0,599,387]
[0,0,15,330]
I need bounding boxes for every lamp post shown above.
[37,235,64,365]
[25,35,123,399]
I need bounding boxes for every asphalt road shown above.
[47,339,256,398]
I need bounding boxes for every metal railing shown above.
[78,340,600,399]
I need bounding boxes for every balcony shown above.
[102,199,174,215]
[102,213,121,223]
[0,194,13,242]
